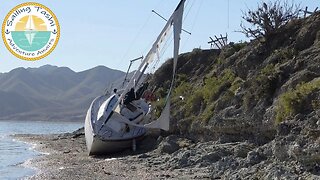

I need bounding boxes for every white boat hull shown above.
[85,95,147,155]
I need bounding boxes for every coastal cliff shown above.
[148,11,320,178]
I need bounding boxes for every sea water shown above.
[0,120,83,180]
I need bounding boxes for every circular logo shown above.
[2,2,60,61]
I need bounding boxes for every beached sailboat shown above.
[85,0,186,155]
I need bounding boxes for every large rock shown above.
[157,135,181,154]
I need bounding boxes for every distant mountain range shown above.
[0,65,127,121]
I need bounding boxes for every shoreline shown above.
[13,129,203,180]
[12,134,51,179]
[13,127,320,179]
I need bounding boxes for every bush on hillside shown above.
[276,79,320,123]
[240,0,300,41]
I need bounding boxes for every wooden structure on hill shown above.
[300,6,319,18]
[208,34,228,50]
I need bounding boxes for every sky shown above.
[0,0,318,73]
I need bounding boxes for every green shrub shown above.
[261,64,276,76]
[215,90,235,112]
[249,64,277,100]
[216,57,223,65]
[201,104,215,123]
[174,81,191,97]
[152,98,165,118]
[202,76,220,103]
[186,90,204,115]
[230,77,244,93]
[273,48,296,62]
[156,87,166,98]
[221,69,236,82]
[176,74,188,84]
[203,69,236,103]
[312,100,320,110]
[230,42,247,52]
[276,79,320,123]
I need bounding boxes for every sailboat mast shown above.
[118,0,186,100]
[135,63,149,87]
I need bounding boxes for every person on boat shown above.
[142,90,157,102]
[124,88,136,105]
[136,82,149,99]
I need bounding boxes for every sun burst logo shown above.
[2,2,60,61]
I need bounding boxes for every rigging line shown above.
[155,0,193,61]
[144,31,172,74]
[228,0,230,29]
[183,0,195,22]
[151,34,174,73]
[181,0,203,50]
[147,0,187,74]
[150,0,194,74]
[141,0,172,59]
[140,1,177,69]
[160,33,174,59]
[117,3,155,70]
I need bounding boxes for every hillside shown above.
[148,12,320,178]
[0,65,126,121]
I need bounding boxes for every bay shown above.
[0,120,83,180]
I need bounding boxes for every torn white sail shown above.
[118,0,186,99]
[100,0,186,131]
[145,98,170,130]
[150,0,185,130]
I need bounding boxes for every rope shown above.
[148,0,198,74]
[117,0,162,71]
[181,0,203,50]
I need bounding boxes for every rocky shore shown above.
[15,119,320,180]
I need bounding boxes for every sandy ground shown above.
[14,129,206,180]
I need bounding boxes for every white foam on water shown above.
[12,138,50,155]
[21,158,36,169]
[19,158,39,179]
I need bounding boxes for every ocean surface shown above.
[0,120,83,180]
